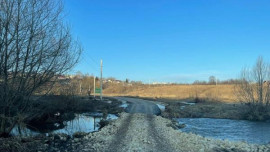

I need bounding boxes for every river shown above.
[176,118,270,144]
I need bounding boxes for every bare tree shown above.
[208,76,216,85]
[0,0,81,136]
[236,57,270,120]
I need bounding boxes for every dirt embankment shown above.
[71,113,270,152]
[162,100,248,120]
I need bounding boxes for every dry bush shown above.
[235,57,270,120]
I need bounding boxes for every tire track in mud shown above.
[146,106,176,152]
[105,114,133,152]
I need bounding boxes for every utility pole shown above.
[100,59,103,100]
[79,81,82,95]
[94,76,96,98]
[88,82,91,97]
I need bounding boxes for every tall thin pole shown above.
[79,81,82,95]
[100,59,103,100]
[94,76,96,98]
[88,83,91,96]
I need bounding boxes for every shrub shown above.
[194,97,206,103]
[236,57,270,121]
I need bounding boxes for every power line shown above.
[80,56,99,73]
[82,51,99,66]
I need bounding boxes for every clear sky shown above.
[64,0,270,83]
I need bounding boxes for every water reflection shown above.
[119,103,129,108]
[53,114,100,135]
[156,104,165,111]
[11,113,118,136]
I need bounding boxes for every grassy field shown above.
[104,84,251,120]
[104,84,237,102]
[104,84,270,121]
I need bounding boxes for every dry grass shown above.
[162,101,246,120]
[104,84,237,102]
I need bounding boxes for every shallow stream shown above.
[11,113,118,136]
[176,118,270,144]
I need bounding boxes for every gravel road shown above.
[115,97,161,115]
[76,112,270,152]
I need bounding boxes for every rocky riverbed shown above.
[1,112,270,152]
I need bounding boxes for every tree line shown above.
[192,77,242,85]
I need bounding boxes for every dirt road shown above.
[115,97,161,115]
[103,114,174,152]
[79,97,176,151]
[106,97,173,151]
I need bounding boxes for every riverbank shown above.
[8,95,124,137]
[0,131,97,152]
[3,113,267,152]
[161,98,247,120]
[1,95,125,151]
[124,96,270,121]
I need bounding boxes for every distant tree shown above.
[0,0,81,136]
[193,80,207,85]
[126,78,129,83]
[219,79,241,84]
[193,80,200,84]
[75,71,83,79]
[84,73,90,77]
[209,76,216,85]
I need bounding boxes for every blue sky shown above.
[64,0,270,83]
